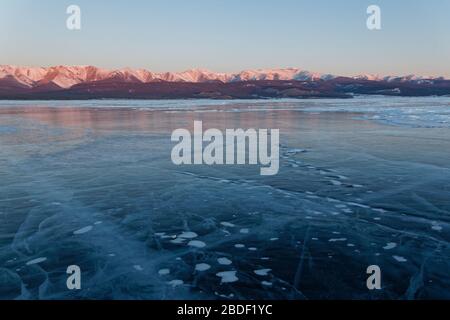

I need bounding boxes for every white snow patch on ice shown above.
[73,226,93,235]
[26,257,47,265]
[254,269,271,276]
[188,240,206,248]
[431,222,443,231]
[216,271,239,284]
[221,222,235,228]
[170,238,186,244]
[195,263,211,272]
[383,243,397,250]
[347,202,370,209]
[158,269,170,275]
[218,257,233,265]
[329,238,347,242]
[393,256,407,263]
[168,280,184,287]
[179,231,198,239]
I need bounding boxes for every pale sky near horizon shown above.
[0,0,449,77]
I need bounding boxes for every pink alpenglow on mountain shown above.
[0,65,334,89]
[2,65,445,89]
[0,65,448,100]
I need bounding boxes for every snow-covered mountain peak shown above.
[0,65,445,89]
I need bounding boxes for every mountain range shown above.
[1,65,449,99]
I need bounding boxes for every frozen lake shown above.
[0,96,449,299]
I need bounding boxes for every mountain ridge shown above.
[1,65,447,89]
[1,65,449,100]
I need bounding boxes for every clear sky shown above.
[0,0,449,77]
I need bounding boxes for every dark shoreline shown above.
[1,79,450,100]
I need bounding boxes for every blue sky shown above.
[0,0,449,77]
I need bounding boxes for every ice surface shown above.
[0,97,449,300]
